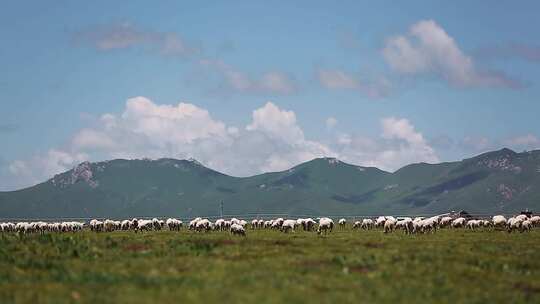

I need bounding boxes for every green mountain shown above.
[1,148,539,218]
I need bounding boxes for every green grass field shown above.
[0,228,539,303]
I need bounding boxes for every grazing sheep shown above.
[317,217,334,235]
[521,220,532,232]
[396,219,414,234]
[492,215,507,229]
[137,219,153,231]
[375,216,386,228]
[189,218,202,230]
[152,218,164,230]
[281,219,296,233]
[352,221,361,229]
[338,218,347,229]
[383,218,397,233]
[215,219,226,231]
[166,218,182,231]
[516,214,529,222]
[530,216,540,227]
[507,217,523,233]
[361,219,374,230]
[302,218,316,231]
[440,216,453,227]
[451,217,466,228]
[195,219,211,232]
[90,219,104,232]
[239,220,248,228]
[129,218,139,230]
[466,219,482,230]
[230,223,246,236]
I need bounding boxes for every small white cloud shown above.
[318,70,359,89]
[73,23,200,57]
[199,59,298,95]
[326,117,338,129]
[460,136,492,153]
[382,19,521,89]
[503,134,540,150]
[316,69,391,98]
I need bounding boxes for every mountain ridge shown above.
[1,148,539,217]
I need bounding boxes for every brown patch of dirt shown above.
[217,239,237,245]
[349,266,374,274]
[298,259,331,268]
[272,240,292,246]
[514,283,540,295]
[123,243,150,252]
[364,242,385,249]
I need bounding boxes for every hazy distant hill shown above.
[1,148,539,218]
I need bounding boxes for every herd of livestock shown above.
[0,213,539,236]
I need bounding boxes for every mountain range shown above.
[1,148,539,219]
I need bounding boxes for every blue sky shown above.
[1,1,540,190]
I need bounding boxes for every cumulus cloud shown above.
[4,149,89,190]
[199,59,298,95]
[382,20,522,89]
[73,23,200,57]
[326,117,338,129]
[5,97,443,190]
[335,117,439,171]
[317,69,391,98]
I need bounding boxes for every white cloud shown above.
[318,70,359,89]
[326,117,338,129]
[503,134,540,150]
[382,19,521,89]
[460,136,492,153]
[74,23,200,57]
[6,149,88,189]
[336,117,439,171]
[316,69,391,98]
[246,102,304,144]
[5,97,442,190]
[199,59,298,95]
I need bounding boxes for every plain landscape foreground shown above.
[0,228,539,303]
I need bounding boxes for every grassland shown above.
[0,228,539,303]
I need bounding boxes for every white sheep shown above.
[301,218,316,231]
[383,218,397,233]
[451,217,466,228]
[440,216,453,227]
[492,215,507,229]
[375,216,386,228]
[466,219,482,230]
[166,218,182,231]
[530,216,540,227]
[317,217,334,235]
[507,217,523,233]
[338,218,347,229]
[230,223,246,236]
[361,219,374,230]
[396,219,414,234]
[281,219,296,233]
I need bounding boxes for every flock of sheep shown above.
[0,213,538,236]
